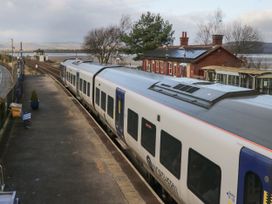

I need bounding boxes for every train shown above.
[60,59,272,204]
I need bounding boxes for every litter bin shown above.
[9,103,22,118]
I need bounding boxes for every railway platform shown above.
[0,67,161,204]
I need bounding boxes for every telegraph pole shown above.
[11,38,14,80]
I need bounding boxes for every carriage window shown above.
[83,80,87,94]
[107,96,114,118]
[80,79,83,91]
[141,118,156,156]
[244,172,263,204]
[101,91,106,111]
[160,130,181,179]
[87,82,90,97]
[95,88,100,105]
[127,109,138,140]
[188,149,221,204]
[73,75,75,86]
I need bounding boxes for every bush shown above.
[30,90,38,102]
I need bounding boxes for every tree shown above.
[122,11,174,59]
[195,9,224,45]
[83,16,130,64]
[224,21,262,54]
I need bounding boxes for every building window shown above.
[187,149,221,204]
[95,87,100,106]
[107,95,114,118]
[173,63,177,76]
[147,63,151,72]
[152,61,155,72]
[141,118,156,156]
[87,82,90,97]
[160,130,181,179]
[156,61,159,73]
[160,61,164,74]
[127,109,138,140]
[101,91,106,111]
[168,63,172,75]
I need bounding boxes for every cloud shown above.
[238,10,272,41]
[0,0,271,45]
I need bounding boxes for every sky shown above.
[0,0,271,46]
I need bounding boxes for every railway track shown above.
[26,60,60,80]
[25,59,164,204]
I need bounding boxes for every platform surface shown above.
[1,71,160,204]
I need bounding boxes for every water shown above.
[11,51,89,58]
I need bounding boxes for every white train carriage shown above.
[61,60,272,204]
[61,59,119,111]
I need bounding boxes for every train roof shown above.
[100,67,272,151]
[62,59,107,74]
[63,60,272,151]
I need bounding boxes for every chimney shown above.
[212,34,223,46]
[180,31,189,46]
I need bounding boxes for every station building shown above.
[141,32,242,79]
[202,65,272,94]
[33,49,48,62]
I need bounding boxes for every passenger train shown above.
[60,59,272,204]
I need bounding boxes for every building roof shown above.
[0,65,13,100]
[202,65,272,75]
[142,45,241,64]
[143,46,210,62]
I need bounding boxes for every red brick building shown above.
[141,32,242,79]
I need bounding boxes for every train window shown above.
[141,118,156,156]
[244,172,263,204]
[187,149,221,204]
[83,80,86,94]
[107,96,114,118]
[101,91,106,111]
[127,109,138,141]
[160,130,181,179]
[95,88,100,106]
[73,75,76,86]
[80,79,83,91]
[87,82,90,97]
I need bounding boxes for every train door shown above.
[76,72,80,96]
[237,147,272,204]
[115,88,125,138]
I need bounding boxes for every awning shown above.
[202,65,272,75]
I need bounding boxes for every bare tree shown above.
[225,21,262,55]
[83,16,131,64]
[195,9,224,45]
